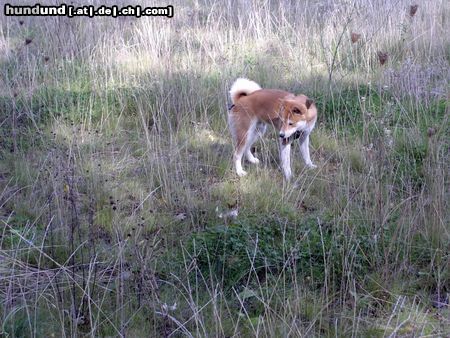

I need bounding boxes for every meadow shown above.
[0,0,448,336]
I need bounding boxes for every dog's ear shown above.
[305,98,314,109]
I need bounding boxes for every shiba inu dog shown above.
[228,78,318,179]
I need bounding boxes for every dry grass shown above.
[0,0,449,336]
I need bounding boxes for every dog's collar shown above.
[292,130,303,140]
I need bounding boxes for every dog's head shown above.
[278,96,316,141]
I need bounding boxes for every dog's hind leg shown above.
[245,122,265,164]
[229,115,255,177]
[234,143,247,177]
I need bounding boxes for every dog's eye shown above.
[292,108,301,114]
[289,122,294,126]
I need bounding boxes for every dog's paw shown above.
[283,171,292,180]
[237,169,247,177]
[306,163,317,169]
[248,157,260,164]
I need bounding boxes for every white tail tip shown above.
[229,78,261,104]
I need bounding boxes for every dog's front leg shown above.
[299,134,317,169]
[279,140,292,179]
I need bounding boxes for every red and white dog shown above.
[228,78,318,179]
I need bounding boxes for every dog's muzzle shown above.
[279,132,289,145]
[280,130,304,145]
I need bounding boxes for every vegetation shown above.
[0,0,448,336]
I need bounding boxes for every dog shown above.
[228,78,317,179]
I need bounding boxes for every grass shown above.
[0,0,449,336]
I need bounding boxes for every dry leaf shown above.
[377,51,388,65]
[351,32,361,43]
[409,5,418,17]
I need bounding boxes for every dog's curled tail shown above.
[229,78,261,104]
